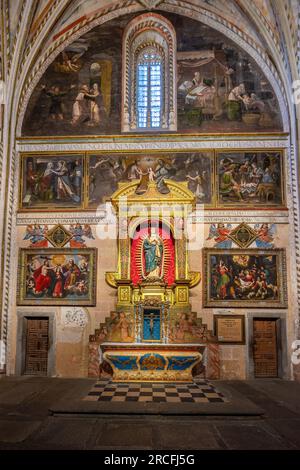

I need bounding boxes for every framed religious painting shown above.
[17,248,97,306]
[19,153,85,211]
[87,151,214,208]
[203,248,287,308]
[215,150,285,208]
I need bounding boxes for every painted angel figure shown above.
[207,223,232,249]
[69,223,95,248]
[254,223,276,248]
[23,224,48,248]
[54,51,84,73]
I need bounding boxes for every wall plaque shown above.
[214,315,245,344]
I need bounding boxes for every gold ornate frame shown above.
[203,248,287,308]
[17,248,97,306]
[105,178,201,309]
[215,149,286,208]
[18,149,287,212]
[86,150,215,209]
[19,152,85,211]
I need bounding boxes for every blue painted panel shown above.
[167,356,198,370]
[107,355,138,370]
[143,309,161,341]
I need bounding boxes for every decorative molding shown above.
[16,211,108,225]
[8,1,28,73]
[16,139,289,153]
[16,210,289,226]
[137,0,164,9]
[287,144,300,339]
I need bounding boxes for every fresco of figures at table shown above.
[20,154,84,210]
[88,152,213,207]
[216,151,284,207]
[203,249,287,308]
[21,13,282,136]
[17,249,97,305]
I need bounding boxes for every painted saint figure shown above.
[216,260,230,299]
[51,160,80,203]
[143,228,164,279]
[41,84,75,121]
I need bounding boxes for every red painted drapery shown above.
[130,224,175,286]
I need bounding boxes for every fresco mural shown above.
[169,312,209,343]
[23,224,49,247]
[216,151,284,207]
[207,223,276,248]
[20,154,84,210]
[203,249,287,308]
[88,152,213,207]
[23,223,94,248]
[17,248,97,305]
[21,13,283,136]
[95,311,134,343]
[22,16,122,136]
[19,150,285,210]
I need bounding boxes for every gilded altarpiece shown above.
[89,177,216,382]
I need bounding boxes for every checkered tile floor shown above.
[84,379,227,403]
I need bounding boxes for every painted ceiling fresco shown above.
[42,0,275,51]
[22,12,283,136]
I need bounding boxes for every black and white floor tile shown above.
[84,379,227,403]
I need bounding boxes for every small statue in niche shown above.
[142,228,164,279]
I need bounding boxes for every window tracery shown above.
[122,13,177,132]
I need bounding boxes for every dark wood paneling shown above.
[24,318,49,375]
[253,319,278,378]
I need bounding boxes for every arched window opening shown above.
[122,13,177,133]
[137,49,163,129]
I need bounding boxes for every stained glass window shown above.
[137,51,162,129]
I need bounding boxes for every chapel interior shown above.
[0,0,300,389]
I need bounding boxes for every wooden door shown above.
[24,317,49,375]
[253,319,278,378]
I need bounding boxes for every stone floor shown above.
[0,376,300,449]
[84,379,227,403]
